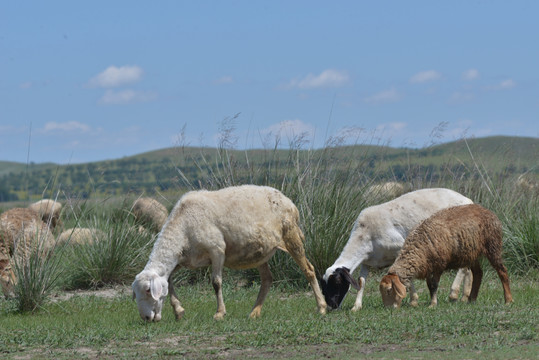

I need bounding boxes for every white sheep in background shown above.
[132,185,327,322]
[28,199,62,229]
[380,204,513,308]
[322,188,474,311]
[132,197,169,233]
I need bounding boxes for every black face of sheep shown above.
[321,267,360,309]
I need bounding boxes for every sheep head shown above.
[321,267,361,309]
[132,270,169,322]
[379,273,406,308]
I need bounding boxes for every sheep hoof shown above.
[249,310,261,319]
[351,305,362,312]
[410,300,419,307]
[174,309,185,320]
[319,307,327,315]
[460,296,469,303]
[213,312,226,321]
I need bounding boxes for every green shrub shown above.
[503,199,539,274]
[12,232,64,312]
[62,209,154,289]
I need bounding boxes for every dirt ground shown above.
[50,284,131,302]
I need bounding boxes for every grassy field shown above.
[1,271,537,359]
[1,135,537,359]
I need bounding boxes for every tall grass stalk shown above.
[12,230,64,312]
[503,199,539,274]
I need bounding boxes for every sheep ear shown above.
[391,275,406,299]
[160,277,169,297]
[380,275,392,292]
[341,268,361,291]
[150,278,163,301]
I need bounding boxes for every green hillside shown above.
[0,136,537,203]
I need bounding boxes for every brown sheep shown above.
[28,199,63,229]
[132,197,169,233]
[0,208,55,297]
[380,204,513,308]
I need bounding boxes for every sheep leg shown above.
[426,273,441,307]
[210,252,227,320]
[461,268,473,302]
[486,253,513,304]
[449,268,466,302]
[168,276,185,320]
[284,227,327,315]
[249,262,273,319]
[409,281,419,307]
[351,265,369,312]
[469,260,483,302]
[494,264,513,304]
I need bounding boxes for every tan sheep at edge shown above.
[28,199,63,229]
[515,175,539,197]
[132,185,327,322]
[132,197,169,233]
[0,208,55,297]
[57,228,106,246]
[380,204,513,308]
[365,181,410,203]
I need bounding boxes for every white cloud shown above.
[99,89,157,105]
[260,119,316,145]
[449,92,475,103]
[287,69,349,89]
[88,65,143,88]
[410,70,442,84]
[43,121,91,133]
[377,122,407,132]
[0,125,27,134]
[462,69,479,80]
[363,87,401,104]
[486,79,516,90]
[446,119,494,139]
[19,81,33,89]
[214,76,233,85]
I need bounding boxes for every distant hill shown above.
[0,136,537,202]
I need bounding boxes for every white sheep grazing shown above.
[132,185,327,322]
[380,204,513,308]
[322,188,474,311]
[28,199,62,229]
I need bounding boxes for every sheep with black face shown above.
[322,188,474,311]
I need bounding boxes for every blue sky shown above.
[1,1,538,164]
